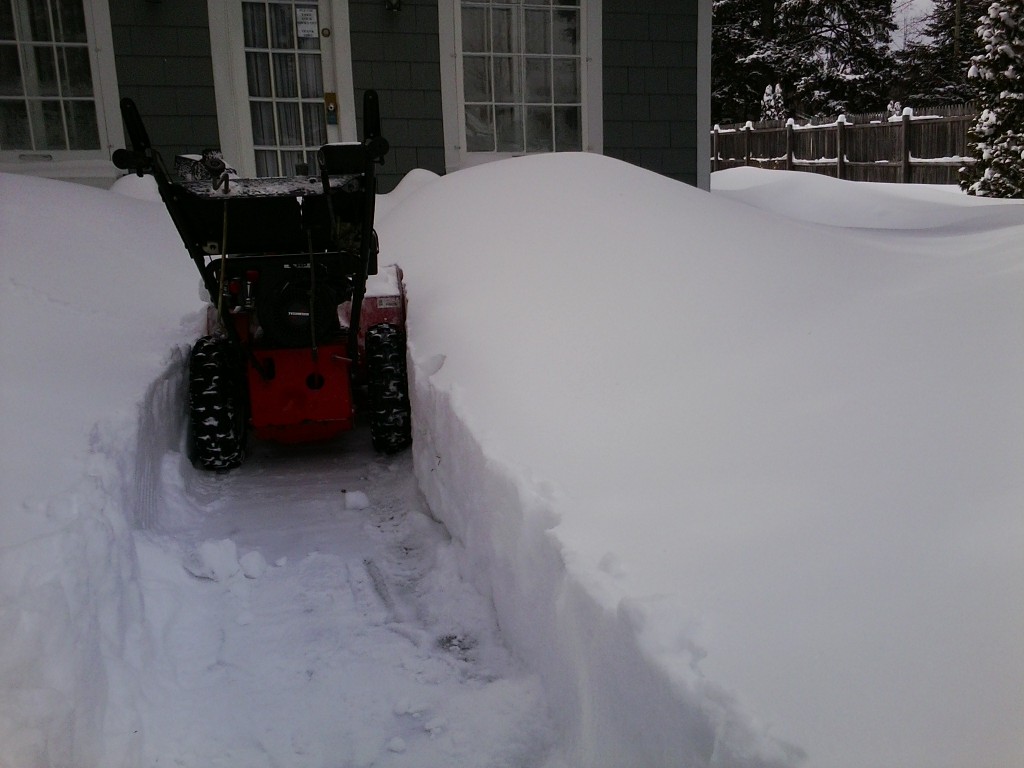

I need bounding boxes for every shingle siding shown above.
[102,0,703,189]
[602,0,700,186]
[349,0,445,192]
[108,0,220,161]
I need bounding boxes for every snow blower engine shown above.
[113,91,411,471]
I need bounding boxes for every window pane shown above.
[525,105,552,151]
[302,101,326,145]
[59,46,93,97]
[0,1,14,40]
[269,4,293,49]
[465,104,493,151]
[462,6,487,53]
[0,43,21,95]
[273,52,297,98]
[524,58,550,103]
[0,100,29,147]
[552,9,578,55]
[524,9,549,54]
[492,55,516,102]
[31,46,59,96]
[255,149,278,176]
[246,52,271,97]
[55,0,87,43]
[463,55,490,102]
[298,54,322,98]
[66,99,98,148]
[276,101,301,144]
[250,101,276,145]
[280,149,303,176]
[27,4,53,43]
[32,100,66,149]
[553,57,578,102]
[495,105,523,152]
[554,105,580,150]
[491,6,514,53]
[243,3,268,48]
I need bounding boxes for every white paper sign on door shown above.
[296,7,319,39]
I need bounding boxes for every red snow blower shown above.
[113,91,411,471]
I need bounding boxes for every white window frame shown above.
[438,0,602,173]
[207,0,357,178]
[0,0,123,186]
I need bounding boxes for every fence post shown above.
[901,107,913,183]
[836,114,846,180]
[712,124,720,173]
[785,118,794,171]
[742,121,753,166]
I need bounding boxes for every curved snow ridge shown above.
[711,166,1024,231]
[408,355,799,768]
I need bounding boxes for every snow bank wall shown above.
[0,349,187,768]
[381,156,1024,768]
[409,368,793,767]
[0,173,199,767]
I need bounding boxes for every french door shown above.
[209,0,356,178]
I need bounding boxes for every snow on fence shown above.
[711,104,976,184]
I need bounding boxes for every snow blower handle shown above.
[362,89,389,165]
[112,97,161,178]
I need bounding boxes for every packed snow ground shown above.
[1,158,1022,768]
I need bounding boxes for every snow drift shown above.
[0,173,199,765]
[1,157,1021,768]
[377,156,1024,768]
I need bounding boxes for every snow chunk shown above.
[183,539,241,581]
[239,550,268,579]
[341,489,371,510]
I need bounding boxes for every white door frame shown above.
[206,0,357,177]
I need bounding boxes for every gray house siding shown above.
[602,0,700,186]
[349,0,446,192]
[108,0,219,161]
[101,1,703,190]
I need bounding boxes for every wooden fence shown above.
[711,105,976,184]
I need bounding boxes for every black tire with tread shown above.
[188,335,247,471]
[365,323,412,454]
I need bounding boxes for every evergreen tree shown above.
[961,2,1024,197]
[896,0,989,104]
[712,0,774,123]
[712,0,897,122]
[781,0,898,116]
[760,84,787,120]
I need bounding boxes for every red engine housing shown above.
[212,264,406,445]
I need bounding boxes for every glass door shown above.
[241,0,331,176]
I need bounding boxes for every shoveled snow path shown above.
[131,434,556,767]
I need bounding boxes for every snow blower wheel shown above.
[188,336,247,470]
[365,323,412,454]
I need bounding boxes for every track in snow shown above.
[131,430,555,767]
